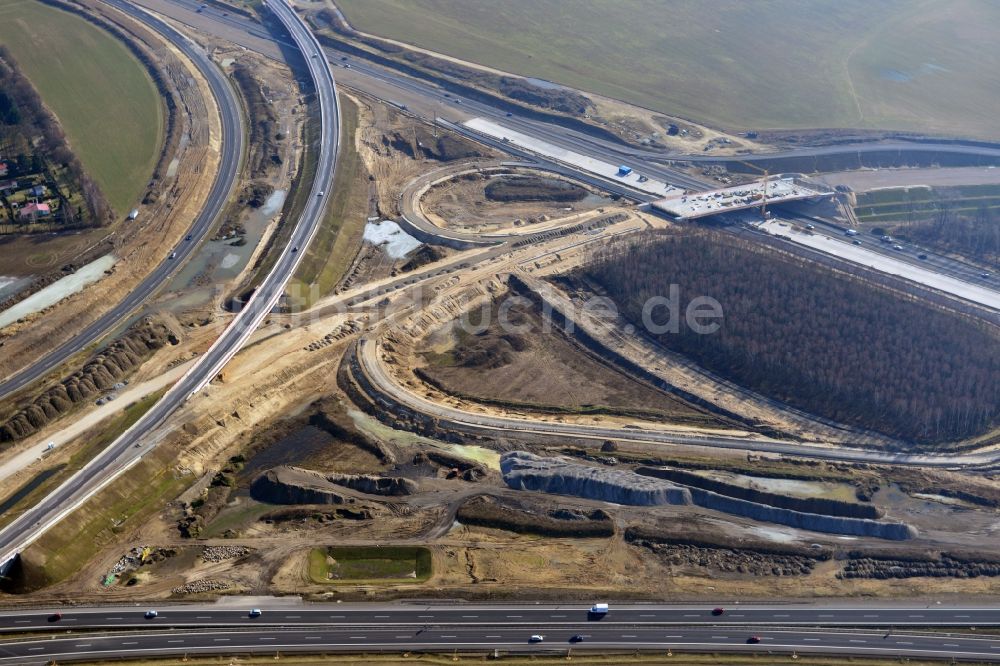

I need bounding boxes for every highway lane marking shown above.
[395,635,410,639]
[804,638,821,642]
[106,617,122,620]
[849,639,867,643]
[167,640,184,644]
[14,620,29,624]
[418,615,433,618]
[864,614,878,618]
[640,614,655,617]
[122,642,137,645]
[196,616,211,619]
[305,636,321,640]
[260,637,275,641]
[349,636,366,639]
[728,613,744,617]
[551,615,566,618]
[506,615,521,618]
[683,614,699,618]
[75,644,91,648]
[908,615,924,618]
[944,643,960,647]
[461,615,478,618]
[956,615,970,618]
[897,641,913,645]
[666,635,683,638]
[374,615,390,618]
[286,615,301,619]
[486,635,501,639]
[28,647,44,651]
[818,614,834,618]
[442,635,457,638]
[329,615,344,619]
[213,639,229,642]
[711,636,729,640]
[622,634,637,638]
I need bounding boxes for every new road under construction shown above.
[0,0,998,663]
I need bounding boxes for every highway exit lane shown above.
[1,626,999,664]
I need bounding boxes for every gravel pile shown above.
[171,579,232,594]
[201,545,252,562]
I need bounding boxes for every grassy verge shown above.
[288,95,367,309]
[308,545,431,584]
[0,0,164,213]
[0,388,167,531]
[15,429,190,589]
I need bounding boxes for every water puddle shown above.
[0,254,116,329]
[0,275,31,301]
[347,408,500,470]
[162,189,287,313]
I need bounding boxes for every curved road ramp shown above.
[500,452,915,540]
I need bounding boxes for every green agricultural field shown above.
[309,546,432,584]
[0,0,164,214]
[337,0,1000,140]
[855,184,1000,223]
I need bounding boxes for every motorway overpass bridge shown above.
[651,176,834,220]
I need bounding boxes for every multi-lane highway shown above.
[0,0,245,401]
[1,603,1000,664]
[4,602,1000,630]
[0,0,339,570]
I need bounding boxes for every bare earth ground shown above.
[420,171,613,233]
[417,300,728,428]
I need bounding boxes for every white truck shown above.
[590,603,609,615]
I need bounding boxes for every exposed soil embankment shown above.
[636,466,914,541]
[484,176,588,203]
[626,525,829,578]
[500,451,691,506]
[385,127,482,162]
[250,465,415,505]
[0,317,179,443]
[457,495,613,538]
[636,466,881,519]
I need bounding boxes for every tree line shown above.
[0,46,112,227]
[584,229,999,445]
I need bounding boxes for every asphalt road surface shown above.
[0,0,245,401]
[2,603,1000,664]
[353,337,1000,468]
[0,0,339,570]
[3,602,1000,630]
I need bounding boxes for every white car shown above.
[529,635,545,643]
[249,608,262,618]
[144,610,158,619]
[318,191,324,197]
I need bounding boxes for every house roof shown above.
[20,202,51,216]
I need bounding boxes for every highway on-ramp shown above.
[1,603,1000,663]
[0,0,340,570]
[0,0,245,401]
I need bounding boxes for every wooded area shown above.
[584,229,999,444]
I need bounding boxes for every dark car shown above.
[918,253,927,260]
[747,635,762,644]
[569,634,585,643]
[712,607,725,616]
[48,613,63,622]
